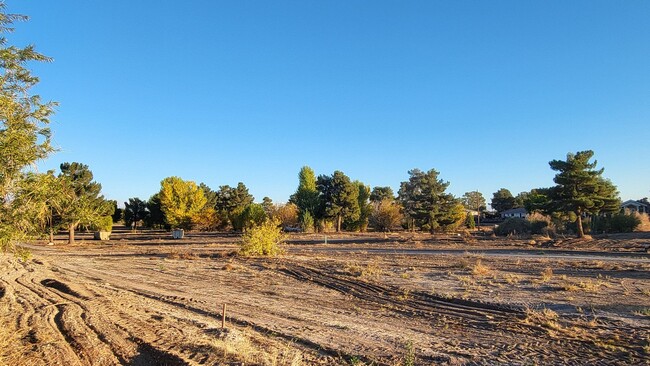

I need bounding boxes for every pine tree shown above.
[548,150,620,238]
[290,166,319,232]
[398,169,460,233]
[317,171,360,232]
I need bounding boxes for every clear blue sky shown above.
[9,1,650,205]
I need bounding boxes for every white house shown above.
[500,207,528,219]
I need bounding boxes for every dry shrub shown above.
[471,260,492,277]
[636,213,650,232]
[167,249,198,260]
[208,328,303,366]
[540,267,554,282]
[345,261,382,279]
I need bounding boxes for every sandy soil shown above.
[1,230,649,365]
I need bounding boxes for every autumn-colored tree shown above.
[158,176,207,230]
[370,198,403,232]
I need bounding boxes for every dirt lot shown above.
[1,230,649,365]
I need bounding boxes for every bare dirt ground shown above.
[1,229,649,365]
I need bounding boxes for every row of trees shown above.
[117,150,625,239]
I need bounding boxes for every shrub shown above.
[239,218,286,257]
[493,218,531,236]
[593,212,641,233]
[299,211,314,233]
[92,216,113,232]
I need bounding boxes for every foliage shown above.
[461,191,486,212]
[548,150,620,237]
[370,198,403,231]
[494,218,531,236]
[191,207,220,231]
[238,203,267,231]
[110,200,122,223]
[316,171,360,232]
[370,186,394,203]
[490,188,516,213]
[199,182,217,208]
[261,196,274,216]
[345,181,371,231]
[289,166,319,231]
[144,193,166,228]
[57,162,114,243]
[271,202,299,229]
[92,215,113,232]
[215,182,254,230]
[465,211,475,229]
[397,168,460,233]
[123,197,149,230]
[239,218,286,257]
[299,211,314,233]
[159,176,207,230]
[592,212,641,234]
[11,171,65,243]
[0,4,56,250]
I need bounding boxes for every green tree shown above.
[317,171,360,232]
[548,150,620,238]
[0,5,56,250]
[13,171,65,243]
[215,182,254,231]
[238,203,267,231]
[398,169,459,233]
[346,181,371,232]
[199,182,217,208]
[144,193,166,229]
[461,191,486,225]
[261,196,274,216]
[370,186,394,203]
[289,166,319,232]
[110,200,123,223]
[490,188,516,214]
[124,197,149,231]
[57,162,114,243]
[159,176,207,230]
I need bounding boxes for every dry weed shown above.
[471,260,492,277]
[540,267,554,283]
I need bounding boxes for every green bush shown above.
[300,211,314,233]
[494,218,531,236]
[239,218,286,257]
[593,212,641,233]
[92,215,113,232]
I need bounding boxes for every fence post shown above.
[222,303,227,329]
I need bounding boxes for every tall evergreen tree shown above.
[215,182,254,230]
[398,169,459,233]
[57,162,114,243]
[124,197,149,231]
[548,150,620,238]
[370,186,394,203]
[289,166,319,231]
[490,188,516,213]
[317,171,360,232]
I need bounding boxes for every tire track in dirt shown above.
[275,261,650,365]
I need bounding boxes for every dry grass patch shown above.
[344,261,383,279]
[471,260,492,277]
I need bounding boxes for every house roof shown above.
[501,207,527,215]
[621,200,650,208]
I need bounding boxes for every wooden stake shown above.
[222,303,227,329]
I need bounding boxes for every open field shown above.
[1,230,649,365]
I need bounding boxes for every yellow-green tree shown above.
[0,4,56,250]
[159,176,207,230]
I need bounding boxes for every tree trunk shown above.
[336,215,341,232]
[48,212,54,243]
[576,212,585,238]
[68,223,75,244]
